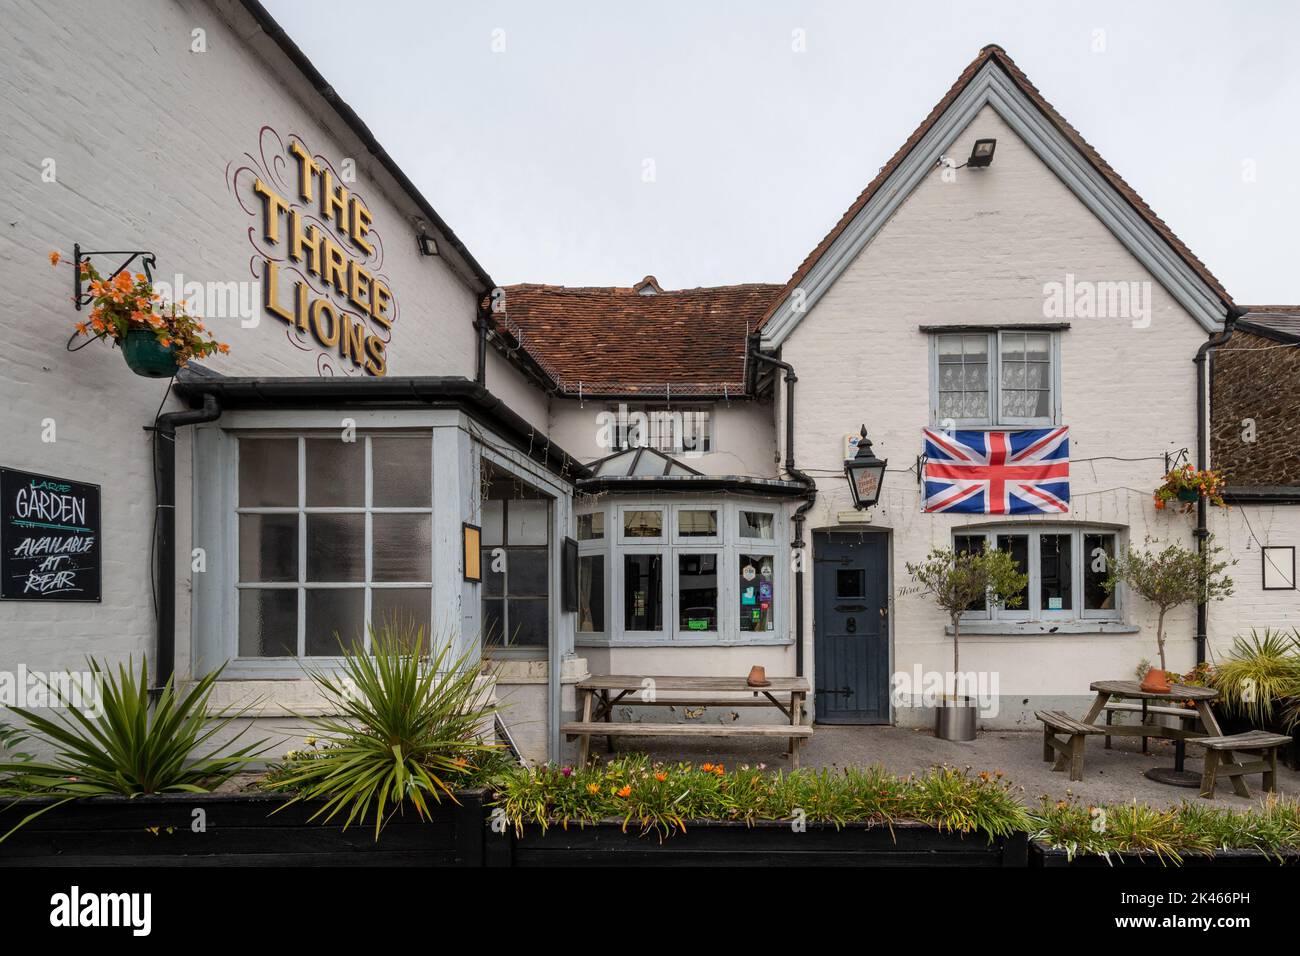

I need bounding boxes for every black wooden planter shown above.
[0,790,488,867]
[488,819,1028,867]
[1031,841,1300,868]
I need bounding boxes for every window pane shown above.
[372,437,431,506]
[508,548,549,595]
[238,514,298,582]
[678,553,719,631]
[1084,534,1117,611]
[306,514,365,581]
[305,588,364,655]
[481,500,503,547]
[482,548,504,597]
[995,534,1030,611]
[372,587,432,639]
[507,597,548,646]
[372,513,431,581]
[740,511,774,539]
[739,554,776,632]
[678,509,717,537]
[936,334,990,422]
[1040,534,1073,611]
[623,553,663,631]
[508,500,549,546]
[239,438,297,507]
[483,598,505,644]
[837,569,864,598]
[238,589,297,657]
[623,510,662,538]
[953,533,987,611]
[578,554,605,633]
[305,438,364,507]
[577,512,604,541]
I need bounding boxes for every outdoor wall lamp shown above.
[844,425,887,510]
[416,234,439,257]
[966,138,996,168]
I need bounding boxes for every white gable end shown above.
[760,61,1227,348]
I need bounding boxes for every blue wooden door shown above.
[813,531,890,724]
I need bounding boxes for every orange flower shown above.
[74,322,88,336]
[79,261,91,275]
[615,785,631,798]
[217,343,230,354]
[586,783,600,795]
[654,772,667,782]
[48,251,60,266]
[701,763,713,773]
[135,273,146,282]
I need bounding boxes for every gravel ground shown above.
[584,725,1299,810]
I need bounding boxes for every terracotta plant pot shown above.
[1140,667,1172,693]
[122,327,180,378]
[746,665,770,688]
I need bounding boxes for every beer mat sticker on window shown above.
[1,467,102,602]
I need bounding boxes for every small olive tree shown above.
[1103,536,1234,673]
[906,546,1028,684]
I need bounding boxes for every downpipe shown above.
[151,392,222,696]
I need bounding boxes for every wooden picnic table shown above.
[565,675,812,768]
[1082,680,1249,795]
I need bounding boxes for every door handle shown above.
[879,606,889,619]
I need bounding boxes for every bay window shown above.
[954,526,1121,624]
[576,500,785,645]
[236,434,433,658]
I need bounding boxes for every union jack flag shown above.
[922,427,1069,514]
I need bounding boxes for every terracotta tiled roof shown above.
[756,44,1234,331]
[488,279,783,397]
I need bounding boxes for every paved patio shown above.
[589,725,1300,810]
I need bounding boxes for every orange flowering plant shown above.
[50,251,228,366]
[1153,464,1228,514]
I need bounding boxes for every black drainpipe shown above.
[748,348,817,678]
[1192,305,1245,664]
[475,294,490,385]
[151,392,222,693]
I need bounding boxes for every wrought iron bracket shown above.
[72,242,156,311]
[915,454,927,485]
[1164,447,1190,474]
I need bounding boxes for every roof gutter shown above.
[1193,305,1246,664]
[173,375,590,482]
[748,345,817,679]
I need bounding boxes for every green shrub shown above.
[1214,629,1300,727]
[263,623,500,840]
[0,659,267,841]
[491,754,1031,841]
[1033,795,1300,865]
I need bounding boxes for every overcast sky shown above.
[262,0,1300,304]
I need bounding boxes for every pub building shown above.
[4,2,1297,766]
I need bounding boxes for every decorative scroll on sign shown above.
[1,467,102,602]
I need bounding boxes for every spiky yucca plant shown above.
[265,622,499,840]
[0,660,267,840]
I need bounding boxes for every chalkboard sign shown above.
[1,467,101,602]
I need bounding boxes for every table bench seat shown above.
[1102,701,1199,752]
[1188,730,1291,799]
[1035,710,1102,781]
[562,722,814,740]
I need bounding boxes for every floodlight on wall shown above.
[966,138,997,168]
[417,234,439,257]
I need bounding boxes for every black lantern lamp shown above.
[845,425,887,509]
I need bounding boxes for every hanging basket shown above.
[121,327,180,378]
[1176,488,1200,503]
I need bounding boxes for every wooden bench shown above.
[562,721,814,768]
[1188,730,1292,799]
[1035,710,1103,781]
[1103,701,1199,753]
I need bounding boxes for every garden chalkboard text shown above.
[1,467,101,602]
